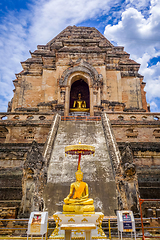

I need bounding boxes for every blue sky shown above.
[0,0,160,112]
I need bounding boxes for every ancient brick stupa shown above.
[0,26,160,218]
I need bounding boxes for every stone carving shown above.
[7,98,13,112]
[23,128,35,140]
[59,60,103,87]
[0,151,25,160]
[101,100,125,112]
[153,129,160,138]
[120,144,139,213]
[37,100,58,112]
[121,144,133,164]
[126,128,138,138]
[124,163,136,177]
[121,144,137,178]
[0,127,8,142]
[18,140,47,217]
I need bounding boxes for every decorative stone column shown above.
[90,87,94,116]
[64,86,70,116]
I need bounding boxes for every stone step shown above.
[43,119,118,216]
[0,200,21,207]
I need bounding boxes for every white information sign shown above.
[27,212,48,239]
[117,210,136,240]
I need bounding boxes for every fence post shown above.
[108,218,111,240]
[46,220,49,239]
[139,198,145,240]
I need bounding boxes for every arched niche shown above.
[63,72,94,116]
[70,80,90,109]
[60,61,103,116]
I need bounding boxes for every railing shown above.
[139,198,160,240]
[103,217,160,239]
[106,112,160,122]
[0,218,55,239]
[61,116,101,121]
[0,217,160,239]
[0,113,54,121]
[1,112,160,122]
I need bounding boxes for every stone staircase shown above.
[43,114,119,216]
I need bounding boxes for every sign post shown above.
[27,212,48,240]
[117,210,136,240]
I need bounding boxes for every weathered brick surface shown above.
[0,26,159,219]
[10,26,147,115]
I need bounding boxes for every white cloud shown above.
[0,0,119,112]
[104,0,160,111]
[125,0,150,13]
[0,0,160,112]
[146,78,160,98]
[29,0,119,47]
[150,100,159,112]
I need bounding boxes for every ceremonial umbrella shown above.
[65,142,95,170]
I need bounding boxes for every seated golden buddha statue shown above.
[70,93,89,112]
[63,168,95,214]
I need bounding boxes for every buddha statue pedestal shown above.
[69,111,90,116]
[50,212,107,240]
[63,204,95,214]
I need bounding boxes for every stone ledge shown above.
[117,142,160,152]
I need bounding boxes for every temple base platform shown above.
[63,204,95,214]
[69,111,90,116]
[49,212,107,240]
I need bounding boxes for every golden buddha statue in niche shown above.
[63,168,95,214]
[70,93,89,112]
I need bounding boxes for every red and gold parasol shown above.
[65,142,95,170]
